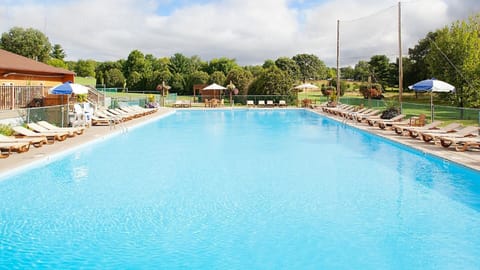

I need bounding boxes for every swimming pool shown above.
[1,109,479,269]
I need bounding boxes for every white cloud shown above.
[0,0,478,66]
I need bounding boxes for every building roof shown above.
[0,48,75,77]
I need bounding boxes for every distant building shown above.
[0,48,75,87]
[0,49,76,110]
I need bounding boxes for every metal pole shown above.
[61,105,65,127]
[431,92,434,121]
[398,1,403,108]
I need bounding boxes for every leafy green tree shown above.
[368,55,391,88]
[190,55,207,72]
[152,57,170,72]
[75,59,96,77]
[405,32,438,87]
[292,53,327,82]
[96,61,124,86]
[186,71,209,95]
[209,71,226,85]
[155,70,173,85]
[124,50,147,79]
[168,53,193,75]
[46,58,68,69]
[244,65,264,78]
[275,57,300,80]
[326,67,337,80]
[425,14,480,107]
[330,79,347,96]
[65,61,77,71]
[50,44,66,60]
[204,57,238,75]
[127,71,143,90]
[262,59,275,69]
[340,66,355,80]
[226,68,254,96]
[104,68,125,87]
[249,67,295,102]
[0,27,52,62]
[353,60,370,81]
[170,73,186,94]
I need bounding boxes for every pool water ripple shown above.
[1,110,480,269]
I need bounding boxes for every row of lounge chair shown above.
[320,104,480,152]
[247,100,287,107]
[1,105,158,158]
[91,105,157,126]
[0,121,86,159]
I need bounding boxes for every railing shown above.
[0,85,44,110]
[86,86,107,107]
[0,105,70,127]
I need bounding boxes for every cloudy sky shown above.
[0,0,478,66]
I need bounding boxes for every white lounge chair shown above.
[27,122,75,138]
[37,121,85,135]
[0,134,47,147]
[13,126,66,143]
[0,141,31,158]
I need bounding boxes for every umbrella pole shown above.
[430,91,434,121]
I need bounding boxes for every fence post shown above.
[61,106,65,127]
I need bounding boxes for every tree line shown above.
[1,13,478,107]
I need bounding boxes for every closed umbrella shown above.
[408,78,455,121]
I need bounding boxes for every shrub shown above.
[321,86,335,96]
[359,83,384,99]
[380,99,400,119]
[0,124,14,136]
[76,94,88,103]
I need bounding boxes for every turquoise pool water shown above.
[1,109,480,269]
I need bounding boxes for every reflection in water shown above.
[72,166,88,182]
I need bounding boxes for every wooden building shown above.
[0,49,75,110]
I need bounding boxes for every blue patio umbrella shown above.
[49,82,89,127]
[408,78,455,120]
[49,82,89,95]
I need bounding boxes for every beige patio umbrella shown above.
[294,83,319,105]
[202,83,227,100]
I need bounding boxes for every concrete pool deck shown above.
[311,108,480,172]
[0,107,479,177]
